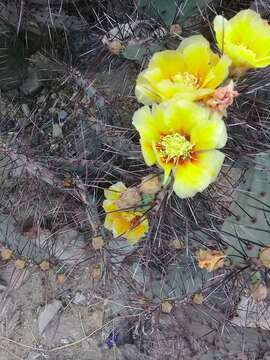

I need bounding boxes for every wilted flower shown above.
[214,9,270,71]
[139,174,162,195]
[196,249,225,272]
[132,99,227,198]
[135,35,231,105]
[205,80,238,114]
[103,182,149,244]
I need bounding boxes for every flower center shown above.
[182,72,201,88]
[157,133,193,162]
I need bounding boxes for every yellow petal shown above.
[156,79,213,101]
[202,55,231,89]
[190,111,227,151]
[148,50,185,77]
[214,10,270,69]
[103,199,118,212]
[173,150,225,198]
[135,70,162,105]
[104,213,114,231]
[177,35,212,79]
[140,139,156,166]
[125,218,149,245]
[113,215,131,238]
[133,105,170,167]
[104,182,126,200]
[164,99,208,135]
[132,106,161,144]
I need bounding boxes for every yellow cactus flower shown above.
[135,35,231,105]
[132,99,227,198]
[196,249,225,272]
[103,182,149,244]
[214,9,270,70]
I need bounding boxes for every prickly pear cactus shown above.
[138,0,214,26]
[122,43,164,62]
[150,254,212,300]
[221,152,270,266]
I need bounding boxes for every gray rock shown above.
[0,214,50,263]
[24,352,47,360]
[21,103,30,116]
[72,291,87,305]
[0,293,21,337]
[52,229,87,263]
[38,300,62,336]
[20,70,41,95]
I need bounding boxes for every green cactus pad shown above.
[221,152,270,266]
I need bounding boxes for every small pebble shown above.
[21,103,30,117]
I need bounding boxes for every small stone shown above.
[1,248,13,261]
[140,174,161,195]
[15,259,26,270]
[260,248,270,268]
[39,260,50,271]
[21,103,30,117]
[25,351,43,360]
[92,236,104,250]
[37,95,46,104]
[73,292,87,305]
[170,24,182,35]
[20,70,41,95]
[58,110,68,121]
[192,293,204,304]
[251,283,268,302]
[38,300,62,336]
[52,123,63,138]
[161,301,173,314]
